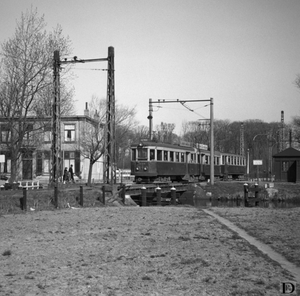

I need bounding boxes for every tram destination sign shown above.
[253,159,263,165]
[180,141,208,150]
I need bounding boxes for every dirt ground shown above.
[1,182,300,295]
[0,206,299,296]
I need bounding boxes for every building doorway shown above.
[22,159,33,180]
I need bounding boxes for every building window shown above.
[64,124,75,142]
[44,124,51,142]
[25,123,34,141]
[1,125,11,143]
[282,161,289,172]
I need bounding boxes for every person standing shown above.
[63,167,69,183]
[69,164,74,183]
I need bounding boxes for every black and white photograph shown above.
[0,1,300,295]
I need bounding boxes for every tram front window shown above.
[137,148,148,160]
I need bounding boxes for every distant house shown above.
[273,147,300,182]
[0,106,104,183]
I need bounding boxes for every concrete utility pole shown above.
[52,47,116,185]
[148,98,214,185]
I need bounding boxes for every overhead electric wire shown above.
[153,102,209,119]
[72,67,108,71]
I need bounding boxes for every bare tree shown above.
[153,122,176,143]
[0,8,73,182]
[181,120,209,147]
[295,74,300,90]
[77,114,104,185]
[77,97,137,185]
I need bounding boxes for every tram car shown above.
[130,140,246,183]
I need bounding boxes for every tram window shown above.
[205,155,209,164]
[181,153,185,162]
[132,149,136,161]
[137,148,147,160]
[170,151,174,162]
[190,153,194,163]
[157,150,162,161]
[175,152,179,162]
[164,151,168,161]
[214,157,219,165]
[150,149,155,160]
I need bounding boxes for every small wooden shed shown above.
[273,147,300,182]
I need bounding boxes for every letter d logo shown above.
[281,282,296,294]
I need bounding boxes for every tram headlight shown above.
[144,167,147,171]
[136,167,139,171]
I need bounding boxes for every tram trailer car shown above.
[130,141,246,183]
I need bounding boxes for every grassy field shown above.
[1,206,298,296]
[1,181,299,295]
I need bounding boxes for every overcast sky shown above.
[1,0,300,133]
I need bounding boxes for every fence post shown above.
[243,183,249,206]
[171,186,176,205]
[243,183,248,199]
[121,184,126,204]
[254,183,259,199]
[79,186,83,206]
[254,183,259,206]
[102,185,106,205]
[20,187,27,211]
[156,186,161,206]
[54,186,58,208]
[141,187,147,206]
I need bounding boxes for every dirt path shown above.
[0,206,297,296]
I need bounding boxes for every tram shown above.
[130,140,246,183]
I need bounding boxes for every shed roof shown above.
[273,147,300,158]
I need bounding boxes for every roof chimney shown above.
[94,110,100,121]
[84,102,89,117]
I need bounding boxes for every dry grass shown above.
[210,207,300,267]
[0,206,297,296]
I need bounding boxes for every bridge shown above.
[124,183,190,206]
